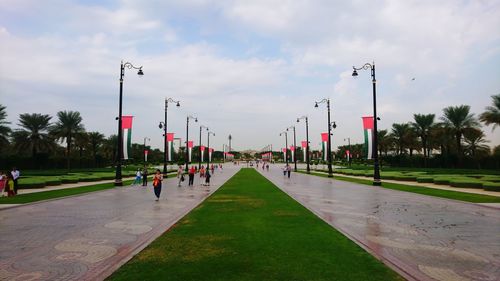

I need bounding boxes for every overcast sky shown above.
[1,0,499,152]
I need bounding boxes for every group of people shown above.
[256,162,270,171]
[0,167,20,197]
[131,168,149,186]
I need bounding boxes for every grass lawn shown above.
[0,179,134,204]
[107,168,403,281]
[300,171,500,203]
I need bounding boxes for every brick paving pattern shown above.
[259,165,500,281]
[0,166,239,281]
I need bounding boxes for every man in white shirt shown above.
[11,167,20,195]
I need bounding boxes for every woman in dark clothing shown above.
[152,169,163,201]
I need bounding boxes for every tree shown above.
[0,104,11,148]
[479,94,500,131]
[74,132,89,168]
[391,123,411,155]
[88,131,105,166]
[11,113,54,158]
[440,105,480,157]
[377,129,393,156]
[50,110,85,170]
[102,135,118,165]
[411,113,435,159]
[463,128,489,157]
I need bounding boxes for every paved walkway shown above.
[0,165,239,281]
[259,165,500,281]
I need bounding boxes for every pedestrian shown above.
[152,169,163,201]
[266,164,269,171]
[283,166,287,176]
[142,167,148,186]
[0,171,6,196]
[11,167,20,195]
[132,169,141,185]
[188,166,196,186]
[177,165,184,187]
[211,164,215,174]
[286,164,291,178]
[200,165,205,178]
[205,170,211,186]
[5,172,15,197]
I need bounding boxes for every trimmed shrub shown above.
[416,177,434,183]
[60,177,79,184]
[449,179,483,189]
[45,179,62,186]
[433,177,452,185]
[483,182,500,192]
[393,175,417,181]
[18,178,46,189]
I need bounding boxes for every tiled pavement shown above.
[259,165,500,281]
[0,165,239,281]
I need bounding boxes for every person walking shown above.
[188,166,196,186]
[0,171,6,196]
[205,170,211,186]
[132,169,142,186]
[5,173,15,197]
[152,169,163,201]
[142,167,148,186]
[11,167,20,195]
[266,164,269,171]
[177,165,184,187]
[286,164,291,179]
[199,165,205,179]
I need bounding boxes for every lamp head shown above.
[158,122,163,129]
[351,68,358,77]
[332,122,337,129]
[314,102,318,108]
[195,118,198,122]
[176,102,180,107]
[296,118,299,123]
[137,68,144,76]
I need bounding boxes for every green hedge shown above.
[416,176,434,183]
[483,182,500,192]
[449,179,483,189]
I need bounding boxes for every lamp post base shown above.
[372,180,382,186]
[114,180,123,186]
[328,174,333,178]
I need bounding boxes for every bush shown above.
[483,182,500,192]
[18,178,46,189]
[393,175,417,181]
[449,179,483,189]
[45,179,62,186]
[416,177,434,183]
[433,177,452,185]
[60,177,79,184]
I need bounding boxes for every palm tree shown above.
[50,110,85,170]
[411,114,435,159]
[440,105,480,157]
[88,131,105,167]
[11,113,54,158]
[102,135,118,165]
[391,123,411,155]
[463,128,489,157]
[0,104,11,147]
[479,94,500,131]
[74,132,89,168]
[377,129,393,156]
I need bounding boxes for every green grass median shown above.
[301,171,500,203]
[107,168,402,281]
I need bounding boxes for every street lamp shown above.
[279,130,288,165]
[344,137,351,167]
[297,115,310,173]
[115,61,143,186]
[143,137,150,166]
[315,98,333,178]
[199,125,208,169]
[287,125,297,172]
[159,98,180,175]
[352,62,381,186]
[185,115,198,172]
[207,131,215,169]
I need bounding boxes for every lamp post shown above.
[207,131,215,169]
[352,62,381,186]
[344,137,351,167]
[297,116,310,173]
[287,125,297,172]
[115,61,143,186]
[185,115,198,172]
[159,98,180,175]
[279,131,288,165]
[199,125,208,169]
[143,137,150,165]
[315,98,333,178]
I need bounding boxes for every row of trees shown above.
[336,95,500,168]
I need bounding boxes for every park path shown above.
[0,165,239,281]
[259,165,500,281]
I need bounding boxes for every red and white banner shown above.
[188,141,193,162]
[290,145,295,162]
[166,133,174,161]
[301,141,307,162]
[282,148,286,162]
[346,150,350,162]
[144,149,149,162]
[208,148,213,162]
[362,116,374,159]
[200,145,206,162]
[321,132,328,161]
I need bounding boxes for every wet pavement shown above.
[259,165,500,281]
[0,165,239,281]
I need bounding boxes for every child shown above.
[6,173,15,197]
[205,170,211,186]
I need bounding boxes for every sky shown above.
[1,0,500,152]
